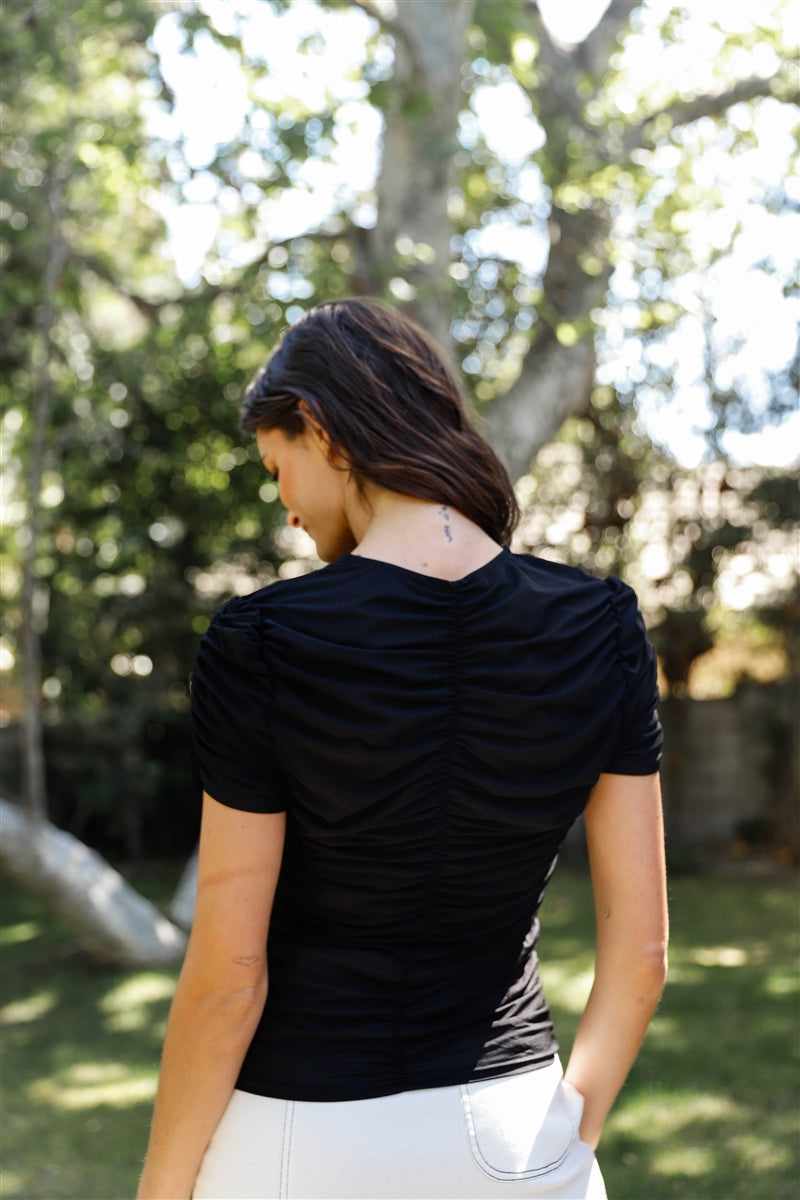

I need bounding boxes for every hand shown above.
[562,1077,603,1152]
[578,1123,603,1152]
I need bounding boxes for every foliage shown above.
[1,0,797,852]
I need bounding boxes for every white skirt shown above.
[192,1052,608,1198]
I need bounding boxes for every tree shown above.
[2,0,797,962]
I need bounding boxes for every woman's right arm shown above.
[562,770,669,1149]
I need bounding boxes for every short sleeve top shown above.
[187,546,663,1101]
[189,594,291,813]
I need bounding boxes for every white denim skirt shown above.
[192,1052,608,1199]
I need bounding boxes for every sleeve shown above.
[188,596,290,813]
[602,575,664,776]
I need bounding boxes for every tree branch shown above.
[526,0,640,92]
[523,0,639,149]
[525,0,583,125]
[574,0,640,83]
[348,0,422,73]
[71,227,350,315]
[621,71,800,158]
[72,251,166,318]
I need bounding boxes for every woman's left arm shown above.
[136,794,287,1200]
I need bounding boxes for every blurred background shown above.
[1,1,798,1197]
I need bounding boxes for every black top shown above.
[188,545,663,1101]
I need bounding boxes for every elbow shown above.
[638,941,669,984]
[596,940,669,988]
[180,971,268,1015]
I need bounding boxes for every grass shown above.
[0,862,797,1199]
[539,868,800,1199]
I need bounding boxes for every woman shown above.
[137,297,667,1200]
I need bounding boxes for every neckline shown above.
[334,544,510,588]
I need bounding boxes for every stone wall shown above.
[565,677,799,863]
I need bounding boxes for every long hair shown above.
[240,297,521,546]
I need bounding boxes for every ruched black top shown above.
[188,545,663,1101]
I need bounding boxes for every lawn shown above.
[1,862,797,1199]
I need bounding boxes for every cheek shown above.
[311,470,343,515]
[281,461,314,514]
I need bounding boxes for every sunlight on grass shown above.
[652,1130,793,1176]
[0,1168,24,1198]
[763,972,799,995]
[541,962,595,1010]
[690,945,749,966]
[66,1062,131,1084]
[641,1013,681,1039]
[29,1068,156,1110]
[0,990,56,1024]
[107,1006,169,1034]
[612,1092,745,1138]
[651,1144,716,1176]
[723,1132,795,1170]
[658,962,707,983]
[101,973,176,1011]
[100,972,175,1032]
[0,921,40,945]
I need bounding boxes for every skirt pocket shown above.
[459,1069,586,1182]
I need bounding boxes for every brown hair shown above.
[240,296,521,546]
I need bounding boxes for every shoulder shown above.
[224,561,352,619]
[511,551,617,621]
[513,550,609,592]
[198,594,262,662]
[600,573,654,669]
[192,590,276,683]
[514,551,643,608]
[204,570,315,630]
[194,568,331,678]
[512,553,652,665]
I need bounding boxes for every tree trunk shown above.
[0,799,186,967]
[7,0,793,955]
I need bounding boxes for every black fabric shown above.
[190,595,290,813]
[188,546,663,1101]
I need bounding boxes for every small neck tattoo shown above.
[438,504,454,544]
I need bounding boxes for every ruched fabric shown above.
[189,594,291,812]
[602,574,664,774]
[188,546,663,1102]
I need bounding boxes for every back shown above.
[189,546,663,1101]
